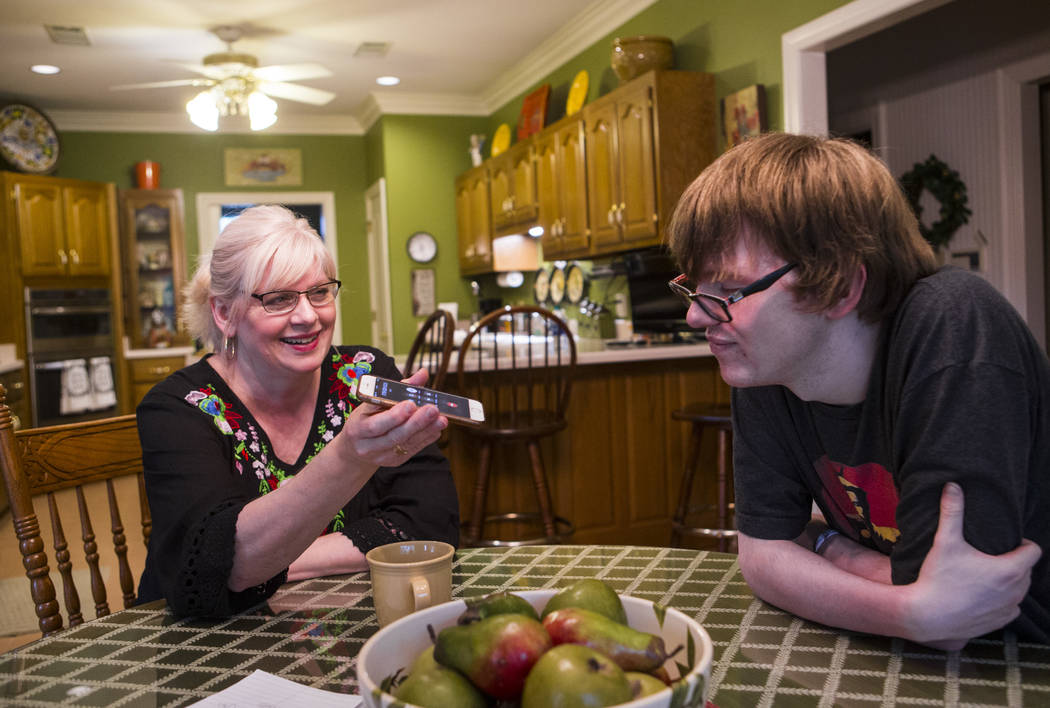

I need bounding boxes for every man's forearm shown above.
[795,520,892,584]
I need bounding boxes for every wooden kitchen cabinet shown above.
[127,355,185,408]
[455,165,493,275]
[118,188,188,350]
[488,139,537,234]
[11,174,113,277]
[584,70,716,254]
[535,116,590,259]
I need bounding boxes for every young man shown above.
[668,133,1048,650]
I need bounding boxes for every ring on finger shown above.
[394,443,408,456]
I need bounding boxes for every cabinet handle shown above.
[147,365,172,376]
[9,380,23,391]
[69,249,80,264]
[58,249,68,265]
[10,414,20,432]
[607,207,615,225]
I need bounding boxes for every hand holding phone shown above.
[358,374,485,426]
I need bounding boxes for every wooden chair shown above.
[404,308,456,391]
[0,384,150,637]
[670,403,737,551]
[456,305,576,546]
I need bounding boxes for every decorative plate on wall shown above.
[565,263,589,304]
[490,123,511,158]
[566,70,589,116]
[549,266,566,305]
[0,103,60,174]
[533,267,550,304]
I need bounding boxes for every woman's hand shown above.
[342,368,448,467]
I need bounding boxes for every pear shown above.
[521,643,633,708]
[626,671,669,698]
[408,645,441,675]
[541,578,628,625]
[458,590,539,624]
[394,664,488,708]
[434,613,551,701]
[543,607,670,673]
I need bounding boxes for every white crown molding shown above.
[481,0,660,112]
[50,109,364,135]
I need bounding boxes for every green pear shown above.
[408,645,440,675]
[394,665,488,708]
[434,613,551,701]
[458,590,539,624]
[541,578,628,625]
[543,607,670,673]
[521,643,633,708]
[626,671,669,698]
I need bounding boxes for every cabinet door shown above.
[556,119,590,256]
[14,181,66,277]
[508,143,537,224]
[487,154,514,230]
[64,183,112,276]
[616,85,658,246]
[585,101,621,248]
[455,167,491,275]
[534,131,562,254]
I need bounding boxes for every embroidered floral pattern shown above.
[183,349,376,534]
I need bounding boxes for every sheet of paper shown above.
[190,670,363,707]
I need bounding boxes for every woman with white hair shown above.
[136,205,459,618]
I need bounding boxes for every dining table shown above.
[0,544,1046,707]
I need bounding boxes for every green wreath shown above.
[900,154,972,250]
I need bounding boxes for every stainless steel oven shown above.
[24,287,120,427]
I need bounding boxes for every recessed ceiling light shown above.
[31,64,61,75]
[376,76,400,86]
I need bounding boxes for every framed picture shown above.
[411,268,436,317]
[517,84,550,140]
[224,148,303,186]
[721,85,767,148]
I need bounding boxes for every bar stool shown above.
[670,402,737,551]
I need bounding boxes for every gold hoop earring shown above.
[222,335,236,360]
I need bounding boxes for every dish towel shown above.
[59,359,93,415]
[88,356,117,411]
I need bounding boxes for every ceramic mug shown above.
[366,540,454,627]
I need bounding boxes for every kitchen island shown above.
[443,340,729,547]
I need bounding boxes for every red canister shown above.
[135,161,160,189]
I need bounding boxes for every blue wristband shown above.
[813,528,840,555]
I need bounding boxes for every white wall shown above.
[825,0,1050,343]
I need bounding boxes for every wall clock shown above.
[0,103,60,174]
[406,231,438,263]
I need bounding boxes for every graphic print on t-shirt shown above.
[814,456,900,554]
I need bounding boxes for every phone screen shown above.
[370,378,477,420]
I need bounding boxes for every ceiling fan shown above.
[112,25,336,130]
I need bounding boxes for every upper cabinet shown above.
[118,189,188,350]
[535,116,589,259]
[455,70,716,274]
[11,175,113,278]
[455,165,493,275]
[585,71,715,253]
[488,140,538,235]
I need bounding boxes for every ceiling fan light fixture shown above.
[248,91,278,131]
[186,90,219,131]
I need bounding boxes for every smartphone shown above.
[357,374,485,426]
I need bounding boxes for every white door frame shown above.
[783,0,1045,345]
[365,179,394,353]
[195,191,342,344]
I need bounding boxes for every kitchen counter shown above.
[0,359,22,375]
[123,345,196,361]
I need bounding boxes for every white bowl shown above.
[358,588,713,708]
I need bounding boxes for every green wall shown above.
[487,0,849,152]
[44,0,850,354]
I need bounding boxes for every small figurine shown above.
[469,134,486,167]
[146,308,174,348]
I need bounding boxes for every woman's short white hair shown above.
[183,204,336,352]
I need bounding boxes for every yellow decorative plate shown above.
[565,263,588,304]
[549,266,566,305]
[490,123,511,157]
[533,267,550,304]
[565,70,589,116]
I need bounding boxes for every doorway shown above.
[365,179,394,353]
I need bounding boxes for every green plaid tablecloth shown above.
[0,546,1046,706]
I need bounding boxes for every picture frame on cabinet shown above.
[517,84,550,140]
[721,84,767,149]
